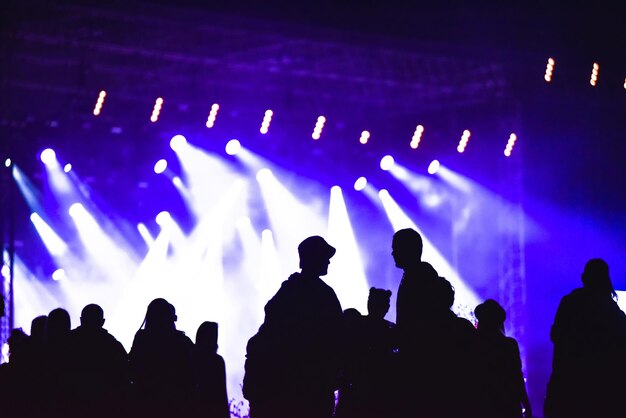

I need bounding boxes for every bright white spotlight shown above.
[354,177,367,191]
[172,176,183,188]
[154,159,168,174]
[170,135,187,151]
[40,148,57,165]
[63,163,72,173]
[52,268,66,281]
[1,265,8,279]
[155,211,172,226]
[4,158,11,167]
[378,189,390,198]
[256,168,273,183]
[428,160,440,175]
[331,185,342,194]
[380,155,395,171]
[225,139,241,156]
[68,203,84,218]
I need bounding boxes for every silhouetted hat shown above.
[298,236,336,261]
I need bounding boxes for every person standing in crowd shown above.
[545,258,626,418]
[193,321,229,418]
[474,299,532,418]
[243,236,342,418]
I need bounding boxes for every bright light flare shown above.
[380,155,395,171]
[504,133,518,157]
[359,130,370,144]
[40,148,57,165]
[410,124,424,149]
[256,168,273,183]
[170,134,187,151]
[4,158,11,167]
[354,176,367,191]
[225,139,241,156]
[137,223,154,246]
[260,109,273,134]
[150,97,164,122]
[312,115,326,140]
[93,90,107,116]
[63,164,72,173]
[428,160,440,175]
[590,62,599,86]
[457,130,471,153]
[544,58,555,82]
[206,103,219,128]
[155,211,172,227]
[52,268,66,281]
[154,159,168,174]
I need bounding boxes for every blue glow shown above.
[63,163,72,173]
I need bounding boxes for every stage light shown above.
[428,160,440,175]
[4,158,11,167]
[154,159,168,174]
[256,168,273,183]
[410,124,424,149]
[155,211,171,226]
[354,176,367,191]
[206,103,219,128]
[380,155,395,171]
[504,133,517,157]
[30,212,68,256]
[225,139,241,156]
[590,62,599,86]
[93,90,106,116]
[150,97,163,122]
[624,77,626,90]
[172,176,183,188]
[63,164,72,173]
[260,109,273,134]
[378,189,390,198]
[457,130,471,153]
[544,58,555,82]
[40,148,56,165]
[52,268,66,281]
[359,130,370,144]
[68,203,84,218]
[312,115,326,140]
[1,265,8,279]
[170,134,187,151]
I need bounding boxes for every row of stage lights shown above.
[89,92,519,157]
[544,57,626,88]
[30,138,446,198]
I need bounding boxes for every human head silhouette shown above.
[435,277,455,310]
[475,299,506,333]
[581,258,616,298]
[30,315,48,342]
[196,321,218,353]
[47,307,71,341]
[80,304,105,330]
[367,287,392,320]
[392,228,423,269]
[144,298,177,331]
[298,236,336,277]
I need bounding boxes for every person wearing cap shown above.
[544,258,626,418]
[243,236,342,418]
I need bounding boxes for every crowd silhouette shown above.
[1,229,624,417]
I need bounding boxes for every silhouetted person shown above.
[335,308,364,418]
[544,259,626,418]
[193,321,229,418]
[474,299,532,418]
[129,298,195,418]
[0,329,32,417]
[45,307,72,416]
[65,304,128,418]
[243,236,342,418]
